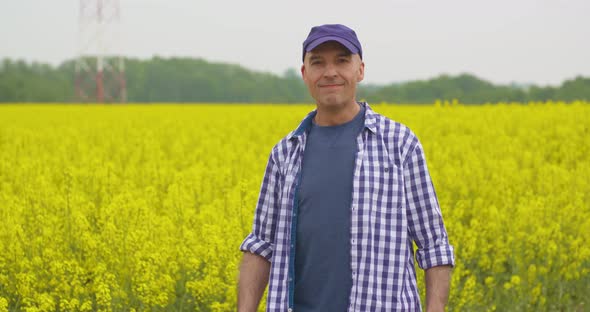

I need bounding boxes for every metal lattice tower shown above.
[76,0,126,103]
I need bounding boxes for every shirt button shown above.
[384,167,390,172]
[352,205,356,210]
[352,239,356,244]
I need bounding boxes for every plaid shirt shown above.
[240,102,455,311]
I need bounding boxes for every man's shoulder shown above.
[265,103,423,166]
[269,136,292,158]
[366,105,419,145]
[266,108,315,165]
[365,105,422,165]
[265,131,298,171]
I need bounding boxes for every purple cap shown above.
[302,24,363,62]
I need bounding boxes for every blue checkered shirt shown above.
[240,102,455,311]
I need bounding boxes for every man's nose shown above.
[323,62,338,78]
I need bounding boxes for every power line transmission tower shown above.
[76,0,126,103]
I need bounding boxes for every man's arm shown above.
[425,265,452,312]
[402,137,455,308]
[238,252,271,312]
[403,139,455,269]
[238,151,281,311]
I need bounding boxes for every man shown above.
[238,24,454,312]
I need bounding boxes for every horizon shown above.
[2,55,586,89]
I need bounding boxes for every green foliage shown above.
[369,73,527,104]
[1,58,589,103]
[0,59,71,102]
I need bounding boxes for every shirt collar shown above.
[287,101,378,141]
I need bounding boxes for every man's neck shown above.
[313,101,361,126]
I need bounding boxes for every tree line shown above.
[1,57,589,104]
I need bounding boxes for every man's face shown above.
[301,41,365,110]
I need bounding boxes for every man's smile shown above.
[318,83,344,88]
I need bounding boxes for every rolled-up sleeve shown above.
[403,139,455,270]
[239,152,281,261]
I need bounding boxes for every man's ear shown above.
[357,61,365,82]
[301,64,306,79]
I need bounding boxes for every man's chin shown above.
[317,96,346,108]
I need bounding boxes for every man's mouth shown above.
[319,83,344,88]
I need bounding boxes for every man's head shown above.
[302,24,362,63]
[301,24,364,110]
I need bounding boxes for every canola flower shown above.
[0,101,588,311]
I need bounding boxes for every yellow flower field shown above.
[0,102,588,311]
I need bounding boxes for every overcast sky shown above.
[1,0,589,86]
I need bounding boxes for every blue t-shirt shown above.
[294,103,366,311]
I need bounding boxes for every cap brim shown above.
[305,35,360,55]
